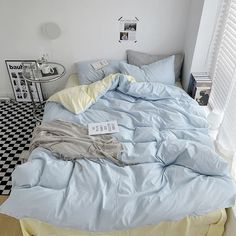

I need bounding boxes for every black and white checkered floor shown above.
[0,101,43,195]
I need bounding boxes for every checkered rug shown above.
[0,101,43,195]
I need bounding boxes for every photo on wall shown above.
[124,23,137,31]
[119,18,138,42]
[5,60,43,102]
[120,32,129,41]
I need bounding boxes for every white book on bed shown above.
[88,120,119,135]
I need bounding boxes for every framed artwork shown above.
[118,17,139,43]
[5,60,44,102]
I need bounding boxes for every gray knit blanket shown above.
[29,120,124,166]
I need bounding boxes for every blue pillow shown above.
[120,55,175,85]
[75,60,125,85]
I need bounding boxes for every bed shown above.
[1,54,236,236]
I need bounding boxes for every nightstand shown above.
[22,61,66,121]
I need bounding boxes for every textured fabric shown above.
[127,50,184,79]
[65,73,183,89]
[119,63,146,82]
[0,75,235,232]
[65,74,80,88]
[120,56,175,85]
[12,160,43,188]
[19,209,226,236]
[75,60,125,85]
[48,74,135,114]
[29,120,124,166]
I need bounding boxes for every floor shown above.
[0,101,43,195]
[0,101,44,235]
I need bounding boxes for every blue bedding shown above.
[1,75,236,232]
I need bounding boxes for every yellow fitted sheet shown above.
[20,209,226,236]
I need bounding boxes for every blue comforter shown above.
[1,75,236,232]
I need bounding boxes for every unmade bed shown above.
[1,68,236,236]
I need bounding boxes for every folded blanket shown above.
[30,120,124,166]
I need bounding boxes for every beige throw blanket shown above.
[29,120,124,166]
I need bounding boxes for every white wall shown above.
[182,0,205,91]
[182,0,223,91]
[0,0,190,98]
[191,0,223,73]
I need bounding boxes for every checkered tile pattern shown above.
[0,101,43,195]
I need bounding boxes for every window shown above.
[210,0,236,175]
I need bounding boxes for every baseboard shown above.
[0,93,14,99]
[0,97,11,101]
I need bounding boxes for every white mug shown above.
[42,65,54,74]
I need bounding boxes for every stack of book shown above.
[189,73,212,106]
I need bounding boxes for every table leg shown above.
[26,80,42,122]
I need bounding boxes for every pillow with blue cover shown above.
[75,60,125,85]
[120,55,175,85]
[127,50,184,79]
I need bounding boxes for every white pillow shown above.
[120,55,175,85]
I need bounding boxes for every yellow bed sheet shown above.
[20,209,226,236]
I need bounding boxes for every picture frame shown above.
[118,17,138,43]
[5,60,44,102]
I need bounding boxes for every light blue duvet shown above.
[1,75,236,232]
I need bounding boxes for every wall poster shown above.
[5,60,43,102]
[119,17,139,42]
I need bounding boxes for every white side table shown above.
[22,61,66,121]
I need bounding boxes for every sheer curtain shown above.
[217,79,236,177]
[209,0,236,176]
